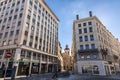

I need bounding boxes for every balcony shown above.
[78,49,99,54]
[100,48,108,55]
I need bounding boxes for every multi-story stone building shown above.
[0,0,59,77]
[72,11,120,75]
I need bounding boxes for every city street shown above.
[1,73,120,80]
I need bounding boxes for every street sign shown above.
[5,52,12,58]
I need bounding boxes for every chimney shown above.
[89,11,92,17]
[76,15,79,20]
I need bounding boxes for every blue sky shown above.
[45,0,120,51]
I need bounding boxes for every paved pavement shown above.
[17,73,120,80]
[1,73,120,80]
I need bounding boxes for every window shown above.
[21,8,24,11]
[38,15,40,20]
[17,1,20,5]
[15,8,19,12]
[84,28,87,33]
[34,5,37,10]
[25,31,28,36]
[78,24,81,27]
[10,9,13,14]
[9,16,12,21]
[22,0,25,3]
[1,25,5,30]
[9,0,12,3]
[6,12,8,15]
[85,36,88,41]
[86,55,90,59]
[92,54,97,59]
[16,30,19,35]
[14,15,17,19]
[32,18,35,23]
[88,22,92,25]
[12,3,15,7]
[85,44,89,50]
[10,31,14,36]
[4,32,8,38]
[27,15,31,19]
[19,13,23,18]
[26,51,31,58]
[80,45,84,50]
[18,21,21,26]
[81,56,84,59]
[83,23,86,26]
[90,35,94,41]
[21,50,25,57]
[37,22,40,26]
[23,40,26,45]
[79,29,82,34]
[29,0,32,6]
[38,10,41,14]
[89,27,93,32]
[91,44,95,49]
[4,18,7,23]
[79,36,83,42]
[31,26,34,31]
[0,33,3,39]
[26,22,29,27]
[29,42,32,47]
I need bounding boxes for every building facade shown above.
[72,11,120,75]
[0,0,59,77]
[62,45,72,71]
[58,42,64,72]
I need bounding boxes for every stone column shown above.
[11,48,21,79]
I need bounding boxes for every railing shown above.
[78,49,99,53]
[100,48,108,55]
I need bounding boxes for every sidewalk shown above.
[0,73,120,80]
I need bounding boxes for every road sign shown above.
[5,52,12,58]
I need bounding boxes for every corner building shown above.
[72,12,120,75]
[0,0,59,76]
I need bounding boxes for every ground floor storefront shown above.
[0,47,58,78]
[77,61,120,75]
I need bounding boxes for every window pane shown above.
[84,28,87,33]
[90,35,94,41]
[79,36,83,42]
[91,44,95,49]
[85,44,89,50]
[80,45,84,50]
[83,23,86,26]
[79,29,82,34]
[85,36,88,41]
[78,24,81,27]
[89,27,93,32]
[88,22,92,25]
